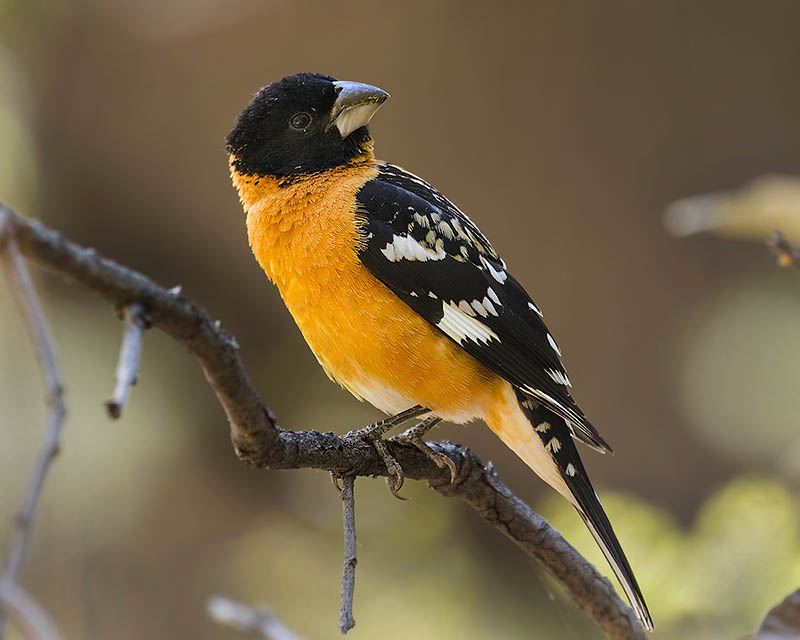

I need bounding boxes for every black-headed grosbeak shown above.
[226,72,652,630]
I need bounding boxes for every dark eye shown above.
[289,112,312,130]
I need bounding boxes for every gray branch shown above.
[337,475,357,634]
[0,204,647,640]
[767,231,800,272]
[0,227,66,638]
[105,303,147,419]
[0,581,62,640]
[207,596,305,640]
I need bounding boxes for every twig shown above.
[0,581,62,640]
[0,228,66,636]
[207,596,305,640]
[0,204,646,640]
[767,231,800,271]
[105,303,147,418]
[755,588,800,640]
[338,476,357,634]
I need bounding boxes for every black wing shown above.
[355,163,611,453]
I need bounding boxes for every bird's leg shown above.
[344,404,429,440]
[391,417,458,484]
[344,405,430,498]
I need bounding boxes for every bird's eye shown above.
[289,112,312,130]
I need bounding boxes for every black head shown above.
[226,72,389,178]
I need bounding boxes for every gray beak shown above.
[328,80,390,139]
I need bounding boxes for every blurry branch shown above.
[207,596,305,640]
[337,475,357,634]
[0,205,646,640]
[665,176,800,281]
[0,227,65,640]
[105,303,147,418]
[767,232,800,272]
[749,588,800,640]
[0,582,62,640]
[664,175,800,243]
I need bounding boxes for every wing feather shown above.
[355,163,611,453]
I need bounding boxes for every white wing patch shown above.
[383,163,501,259]
[528,301,543,317]
[438,301,499,345]
[437,221,455,240]
[547,368,572,387]
[546,333,561,356]
[381,234,447,262]
[458,300,476,316]
[480,255,508,284]
[471,299,488,317]
[522,386,577,423]
[457,294,500,319]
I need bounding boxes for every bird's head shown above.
[226,72,389,179]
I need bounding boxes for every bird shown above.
[226,72,653,630]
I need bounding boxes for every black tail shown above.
[571,482,653,630]
[516,392,653,630]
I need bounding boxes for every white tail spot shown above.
[545,437,561,453]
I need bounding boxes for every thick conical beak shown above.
[328,80,390,139]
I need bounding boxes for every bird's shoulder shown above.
[356,162,501,263]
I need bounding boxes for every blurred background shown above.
[2,1,800,638]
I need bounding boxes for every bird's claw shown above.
[370,436,406,499]
[343,407,432,499]
[390,427,457,485]
[344,424,406,499]
[432,448,458,484]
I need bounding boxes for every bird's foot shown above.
[344,405,430,499]
[344,427,406,498]
[390,417,457,484]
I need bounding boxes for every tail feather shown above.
[511,390,653,630]
[576,508,653,630]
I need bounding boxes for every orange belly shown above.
[232,152,499,422]
[281,257,497,422]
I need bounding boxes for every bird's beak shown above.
[328,81,390,139]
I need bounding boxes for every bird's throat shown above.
[229,147,378,291]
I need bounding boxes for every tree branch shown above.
[0,581,62,640]
[207,596,305,640]
[767,231,800,272]
[337,475,357,634]
[105,303,147,419]
[0,228,66,638]
[0,204,647,640]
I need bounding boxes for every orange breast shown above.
[231,153,500,423]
